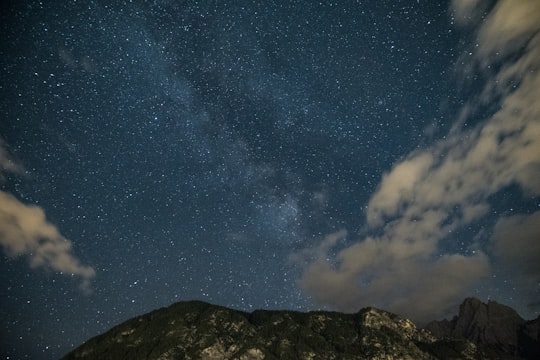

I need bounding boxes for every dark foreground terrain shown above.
[62,298,539,359]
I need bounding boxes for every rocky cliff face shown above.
[62,299,536,360]
[426,298,540,359]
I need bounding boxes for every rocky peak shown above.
[426,297,539,358]
[359,307,435,344]
[456,298,524,349]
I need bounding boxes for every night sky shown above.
[1,0,539,358]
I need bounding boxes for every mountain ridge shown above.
[62,298,539,359]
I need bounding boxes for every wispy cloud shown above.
[296,0,540,322]
[0,141,95,291]
[450,0,488,27]
[0,138,24,181]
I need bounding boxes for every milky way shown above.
[1,1,539,359]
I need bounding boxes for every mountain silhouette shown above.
[62,298,539,359]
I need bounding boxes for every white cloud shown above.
[0,191,96,290]
[296,0,540,322]
[0,140,95,291]
[367,153,433,227]
[298,229,490,322]
[477,0,540,59]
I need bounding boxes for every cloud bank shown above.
[297,0,540,322]
[0,142,95,290]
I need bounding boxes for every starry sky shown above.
[1,0,539,358]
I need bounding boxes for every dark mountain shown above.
[426,297,540,359]
[62,298,538,360]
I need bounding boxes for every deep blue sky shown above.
[1,1,539,359]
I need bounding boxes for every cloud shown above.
[298,226,490,323]
[296,0,540,322]
[492,211,540,284]
[477,1,540,59]
[0,141,95,291]
[450,0,487,27]
[0,138,24,181]
[366,153,433,227]
[0,191,96,290]
[312,189,329,210]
